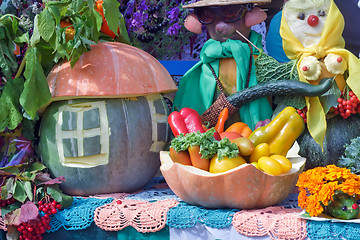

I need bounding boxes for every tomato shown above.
[270,155,292,173]
[209,154,246,173]
[60,20,75,42]
[258,156,283,175]
[231,137,254,156]
[249,143,270,163]
[220,131,243,140]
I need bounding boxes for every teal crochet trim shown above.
[166,202,237,229]
[307,220,360,240]
[48,197,113,232]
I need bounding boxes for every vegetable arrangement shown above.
[168,106,304,175]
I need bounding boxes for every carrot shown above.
[169,147,192,165]
[225,122,252,138]
[188,145,210,171]
[215,108,228,134]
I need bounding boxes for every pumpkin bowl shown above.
[160,151,306,209]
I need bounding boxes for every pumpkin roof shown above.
[46,42,177,102]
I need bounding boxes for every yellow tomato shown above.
[249,143,270,163]
[258,156,283,175]
[251,162,260,169]
[270,155,292,173]
[209,154,247,173]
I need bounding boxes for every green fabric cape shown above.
[172,31,273,130]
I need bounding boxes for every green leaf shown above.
[0,166,20,176]
[71,0,85,12]
[1,185,8,200]
[5,178,15,195]
[13,180,27,202]
[30,15,41,47]
[47,186,73,209]
[0,77,24,131]
[117,15,130,44]
[14,32,29,45]
[47,5,61,26]
[20,47,51,119]
[319,77,341,114]
[102,0,121,35]
[23,181,33,201]
[1,202,21,220]
[26,162,46,173]
[0,39,18,80]
[38,8,55,42]
[35,186,44,202]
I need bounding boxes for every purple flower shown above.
[167,7,180,24]
[130,11,148,29]
[167,22,181,36]
[138,0,148,12]
[126,0,135,16]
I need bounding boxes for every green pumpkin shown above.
[297,114,360,169]
[324,191,360,220]
[39,95,170,195]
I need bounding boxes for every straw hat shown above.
[183,0,271,8]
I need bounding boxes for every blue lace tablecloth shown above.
[29,177,359,240]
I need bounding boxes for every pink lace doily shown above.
[0,211,7,231]
[94,199,179,233]
[232,206,307,240]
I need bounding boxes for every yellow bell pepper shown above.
[249,107,305,156]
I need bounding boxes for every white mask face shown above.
[283,0,331,48]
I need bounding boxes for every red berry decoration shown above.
[334,90,359,119]
[297,107,308,123]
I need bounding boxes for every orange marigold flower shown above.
[298,189,308,209]
[339,178,360,196]
[318,181,337,206]
[306,195,323,217]
[296,165,359,217]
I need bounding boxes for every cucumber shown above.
[227,78,332,109]
[324,191,360,220]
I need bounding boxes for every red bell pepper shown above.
[168,108,205,137]
[168,108,221,140]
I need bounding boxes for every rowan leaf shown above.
[20,201,39,222]
[13,180,27,202]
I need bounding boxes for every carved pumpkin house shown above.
[38,42,177,196]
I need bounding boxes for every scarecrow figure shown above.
[172,0,273,130]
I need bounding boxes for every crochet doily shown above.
[48,197,113,232]
[167,202,238,229]
[0,210,6,231]
[307,221,360,240]
[94,199,179,233]
[125,188,181,202]
[232,206,307,240]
